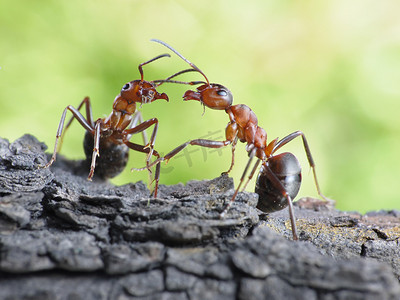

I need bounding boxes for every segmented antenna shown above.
[154,68,206,86]
[138,53,170,81]
[151,39,210,86]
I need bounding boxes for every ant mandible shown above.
[42,53,179,197]
[145,39,332,240]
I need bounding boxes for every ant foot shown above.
[87,170,94,181]
[38,159,55,169]
[220,171,230,176]
[149,187,159,199]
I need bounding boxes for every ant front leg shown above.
[130,111,149,146]
[222,122,239,175]
[152,122,238,171]
[123,118,161,196]
[43,104,94,168]
[129,111,157,189]
[124,140,162,197]
[124,118,159,168]
[157,138,233,168]
[136,122,238,170]
[133,138,233,172]
[222,137,238,175]
[272,131,332,203]
[133,136,235,195]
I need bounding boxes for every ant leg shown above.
[124,140,161,197]
[167,139,232,160]
[63,97,94,131]
[138,53,171,81]
[87,120,102,181]
[222,137,238,175]
[153,160,161,197]
[260,163,299,240]
[222,122,239,175]
[130,111,149,146]
[44,105,94,168]
[124,118,159,166]
[219,149,257,218]
[129,111,154,183]
[60,97,93,150]
[272,131,332,203]
[133,138,233,171]
[241,158,261,191]
[124,119,160,197]
[165,139,233,167]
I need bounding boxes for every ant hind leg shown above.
[42,104,94,169]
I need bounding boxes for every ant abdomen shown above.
[255,152,302,213]
[83,131,129,179]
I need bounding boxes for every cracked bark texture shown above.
[0,134,399,300]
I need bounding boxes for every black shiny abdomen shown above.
[83,131,129,179]
[255,152,302,213]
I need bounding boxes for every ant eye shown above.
[217,90,227,96]
[122,83,130,90]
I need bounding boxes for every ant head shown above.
[120,80,169,104]
[116,53,170,105]
[115,53,172,106]
[184,83,233,110]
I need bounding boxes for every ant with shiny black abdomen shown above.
[42,53,193,197]
[142,39,333,239]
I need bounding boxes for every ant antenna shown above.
[151,39,210,86]
[154,68,206,87]
[138,53,171,81]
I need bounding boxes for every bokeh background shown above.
[1,0,399,213]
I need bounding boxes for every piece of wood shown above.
[0,134,399,299]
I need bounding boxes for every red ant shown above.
[142,39,332,240]
[42,53,184,197]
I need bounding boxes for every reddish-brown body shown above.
[226,104,268,159]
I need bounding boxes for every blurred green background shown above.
[1,0,399,213]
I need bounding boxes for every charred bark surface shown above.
[0,135,399,300]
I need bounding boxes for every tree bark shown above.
[0,134,399,300]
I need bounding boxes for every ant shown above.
[42,53,185,197]
[141,39,332,240]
